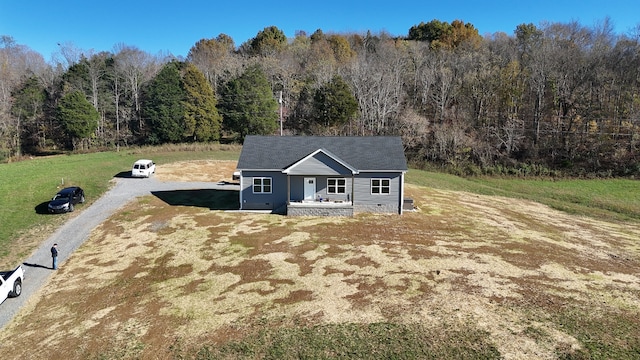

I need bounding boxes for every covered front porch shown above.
[284,175,355,216]
[282,148,359,216]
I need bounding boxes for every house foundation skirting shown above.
[287,204,354,217]
[286,203,399,216]
[354,203,399,214]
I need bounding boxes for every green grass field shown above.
[406,169,640,222]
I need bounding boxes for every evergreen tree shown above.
[407,19,480,49]
[182,63,221,142]
[287,83,315,134]
[10,76,46,154]
[11,77,46,120]
[248,26,287,56]
[56,90,99,150]
[62,58,91,95]
[142,61,186,144]
[219,65,278,140]
[313,75,359,128]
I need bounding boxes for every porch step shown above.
[403,198,414,210]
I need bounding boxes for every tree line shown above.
[1,18,639,177]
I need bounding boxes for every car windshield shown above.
[53,193,71,201]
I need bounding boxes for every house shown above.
[235,136,408,216]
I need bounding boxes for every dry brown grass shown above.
[1,160,639,359]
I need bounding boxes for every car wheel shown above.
[80,195,85,203]
[69,203,74,212]
[11,279,22,297]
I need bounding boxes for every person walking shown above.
[51,243,58,270]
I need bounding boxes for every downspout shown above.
[287,175,290,205]
[351,174,355,208]
[239,173,243,210]
[400,172,405,215]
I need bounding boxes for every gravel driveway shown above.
[0,176,239,329]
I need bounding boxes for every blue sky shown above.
[1,0,638,60]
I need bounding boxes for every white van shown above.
[131,159,156,178]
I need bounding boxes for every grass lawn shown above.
[1,146,639,359]
[406,169,640,222]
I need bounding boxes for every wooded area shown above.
[1,18,639,176]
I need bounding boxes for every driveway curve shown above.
[0,176,239,329]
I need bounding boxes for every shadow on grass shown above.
[114,171,134,178]
[35,201,82,215]
[34,202,51,214]
[152,189,239,210]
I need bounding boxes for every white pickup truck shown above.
[0,265,24,304]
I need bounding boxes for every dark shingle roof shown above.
[237,136,407,171]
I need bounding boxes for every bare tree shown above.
[113,45,162,132]
[393,107,430,155]
[345,38,405,134]
[84,51,105,110]
[0,36,50,158]
[53,41,82,69]
[428,52,457,123]
[494,117,525,155]
[187,34,242,93]
[459,47,499,126]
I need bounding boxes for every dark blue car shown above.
[48,187,85,213]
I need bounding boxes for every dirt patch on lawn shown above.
[1,160,639,359]
[155,159,238,183]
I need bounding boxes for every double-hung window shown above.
[371,178,390,195]
[253,177,272,194]
[327,178,346,194]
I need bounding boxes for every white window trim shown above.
[327,178,346,194]
[370,178,390,195]
[252,177,272,194]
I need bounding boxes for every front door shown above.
[304,177,316,201]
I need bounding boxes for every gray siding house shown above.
[236,136,408,216]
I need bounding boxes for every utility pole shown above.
[279,91,283,136]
